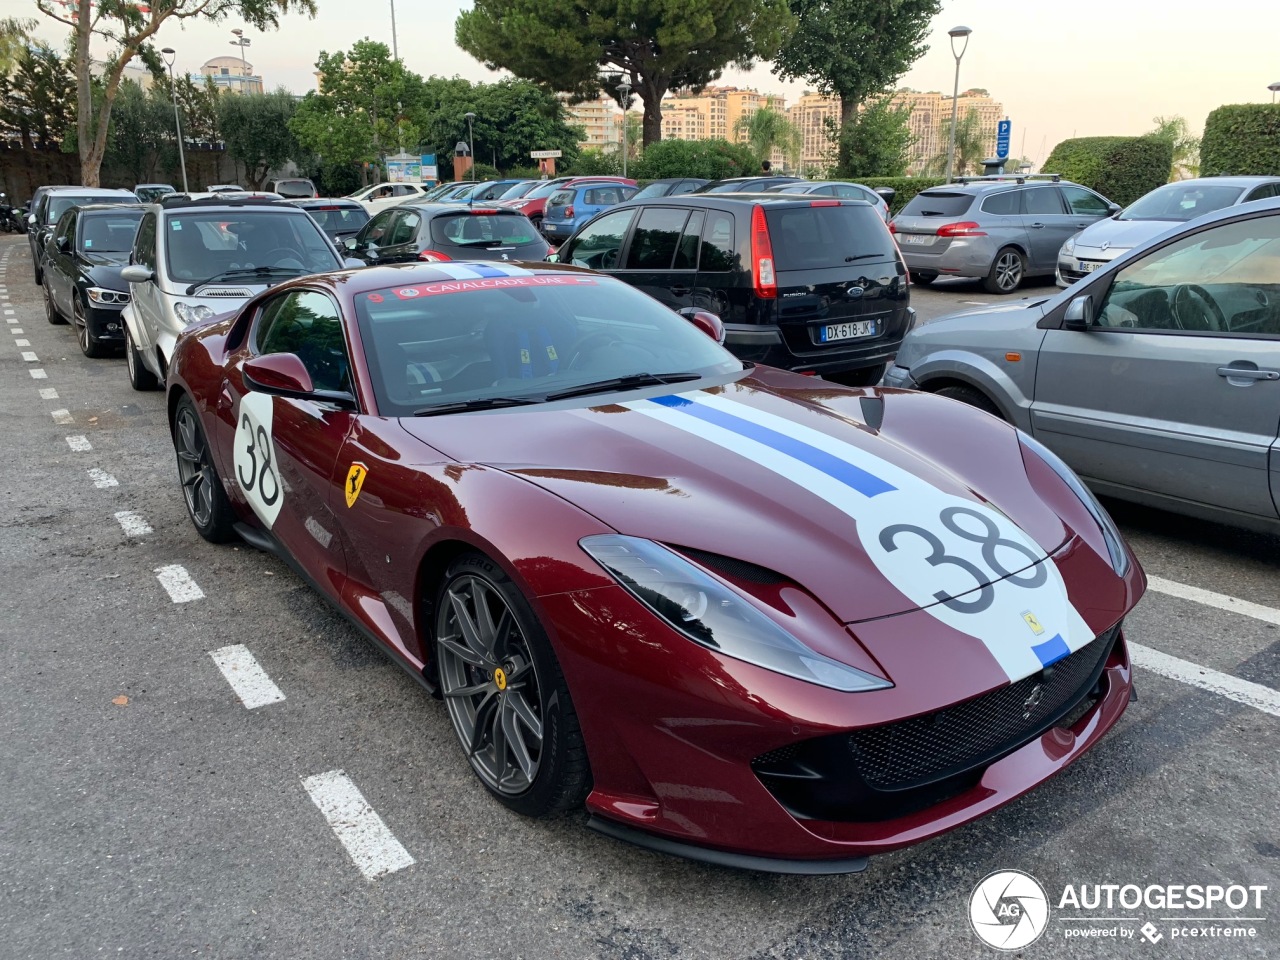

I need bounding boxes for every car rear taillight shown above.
[563,205,575,219]
[937,221,987,237]
[469,208,500,215]
[418,250,452,262]
[750,205,776,300]
[809,199,840,207]
[887,220,897,233]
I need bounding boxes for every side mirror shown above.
[27,213,37,225]
[1108,203,1122,218]
[873,186,897,202]
[342,236,358,251]
[242,354,356,407]
[544,252,560,263]
[55,235,70,252]
[678,307,726,345]
[343,257,364,269]
[120,264,154,283]
[1063,295,1094,331]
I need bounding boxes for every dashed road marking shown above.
[14,338,29,346]
[65,435,92,452]
[21,351,38,362]
[39,387,58,399]
[1130,642,1280,719]
[154,564,204,603]
[300,770,415,881]
[1147,575,1280,628]
[12,328,24,334]
[51,409,73,425]
[209,645,286,709]
[29,369,46,379]
[87,467,118,488]
[114,511,153,536]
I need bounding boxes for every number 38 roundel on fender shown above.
[164,262,1146,875]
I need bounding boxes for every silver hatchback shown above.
[892,176,1118,294]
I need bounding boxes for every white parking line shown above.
[65,435,92,452]
[39,387,58,400]
[300,770,415,881]
[1147,575,1280,628]
[87,467,118,488]
[14,338,29,346]
[13,329,25,335]
[51,409,73,425]
[21,351,38,362]
[1130,642,1280,719]
[154,564,204,603]
[29,369,46,379]
[114,510,153,536]
[209,645,286,709]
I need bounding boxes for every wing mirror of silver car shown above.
[1108,203,1122,218]
[1063,295,1095,331]
[120,264,154,283]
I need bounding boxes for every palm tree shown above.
[923,109,986,178]
[733,99,802,172]
[1149,115,1200,181]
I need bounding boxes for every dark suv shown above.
[554,195,912,381]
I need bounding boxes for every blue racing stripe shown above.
[1031,634,1070,667]
[650,394,896,498]
[464,263,514,278]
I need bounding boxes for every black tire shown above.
[172,395,237,543]
[912,271,939,286]
[32,259,42,285]
[983,246,1025,294]
[529,215,543,234]
[44,284,67,325]
[125,326,159,390]
[933,384,1004,419]
[434,550,590,819]
[74,298,111,358]
[827,363,887,388]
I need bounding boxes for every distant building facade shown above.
[787,92,840,173]
[659,86,789,167]
[565,95,623,152]
[200,55,262,95]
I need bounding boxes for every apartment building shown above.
[788,91,840,172]
[565,95,623,152]
[200,55,263,95]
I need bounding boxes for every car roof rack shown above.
[158,194,288,208]
[954,173,1062,185]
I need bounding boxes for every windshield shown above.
[79,211,143,253]
[522,180,572,201]
[48,194,132,224]
[1120,183,1246,222]
[304,204,369,235]
[498,181,540,200]
[273,180,315,198]
[631,182,675,201]
[766,204,892,270]
[163,210,340,284]
[134,186,175,202]
[353,273,740,416]
[899,191,974,217]
[429,212,546,250]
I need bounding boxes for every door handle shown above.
[1217,366,1280,381]
[669,286,692,297]
[1028,222,1045,229]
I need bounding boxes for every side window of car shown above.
[1023,187,1066,216]
[1244,183,1279,202]
[833,185,865,200]
[392,185,415,197]
[1061,186,1111,216]
[54,209,76,249]
[698,212,735,272]
[255,290,352,392]
[561,208,636,270]
[624,207,690,270]
[981,191,1020,216]
[1095,215,1280,335]
[362,210,395,245]
[390,211,420,245]
[134,213,157,270]
[673,211,705,270]
[813,185,836,196]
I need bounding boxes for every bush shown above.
[1201,104,1280,176]
[1042,136,1173,207]
[505,165,544,180]
[850,177,947,215]
[632,138,760,181]
[564,148,621,177]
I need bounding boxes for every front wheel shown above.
[44,284,67,325]
[75,299,110,358]
[434,551,590,818]
[933,384,1004,419]
[984,247,1025,294]
[125,325,159,391]
[172,395,237,543]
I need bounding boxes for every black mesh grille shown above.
[847,626,1119,791]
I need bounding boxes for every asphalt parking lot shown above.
[1,233,1276,959]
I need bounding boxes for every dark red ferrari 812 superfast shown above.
[166,261,1145,873]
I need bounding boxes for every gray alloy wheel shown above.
[437,572,546,797]
[125,326,159,391]
[172,397,236,543]
[74,297,109,359]
[984,247,1025,294]
[44,283,67,325]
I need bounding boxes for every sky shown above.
[4,0,1279,168]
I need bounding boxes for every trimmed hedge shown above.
[1042,136,1172,207]
[631,138,760,181]
[1201,104,1280,176]
[851,177,946,215]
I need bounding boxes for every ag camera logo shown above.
[970,870,1050,950]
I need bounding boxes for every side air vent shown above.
[201,287,252,298]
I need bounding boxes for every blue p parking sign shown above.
[996,120,1012,159]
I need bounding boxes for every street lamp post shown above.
[160,47,189,194]
[944,25,972,184]
[617,79,632,178]
[389,0,399,61]
[229,29,252,93]
[1270,82,1280,103]
[464,112,476,181]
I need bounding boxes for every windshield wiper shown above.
[413,396,546,417]
[542,371,702,402]
[845,253,883,262]
[186,265,309,295]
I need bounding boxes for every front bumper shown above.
[84,300,129,342]
[723,309,913,376]
[881,363,918,389]
[1057,249,1123,286]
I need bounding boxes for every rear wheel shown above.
[933,384,1004,419]
[912,271,939,286]
[74,298,110,358]
[172,395,237,543]
[529,214,544,234]
[125,326,159,391]
[983,247,1025,294]
[434,551,590,818]
[44,284,67,325]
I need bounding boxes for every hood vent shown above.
[200,287,252,298]
[678,547,785,584]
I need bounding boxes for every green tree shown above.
[566,148,621,177]
[0,44,76,150]
[102,79,174,183]
[633,138,759,180]
[218,89,305,188]
[1148,115,1200,180]
[35,0,316,186]
[923,109,985,177]
[733,98,802,170]
[0,17,37,78]
[773,0,940,172]
[456,0,793,147]
[831,95,913,178]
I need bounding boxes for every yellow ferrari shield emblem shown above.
[345,463,368,508]
[493,667,508,691]
[1022,611,1045,636]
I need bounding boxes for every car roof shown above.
[297,260,600,297]
[45,186,135,195]
[1156,175,1280,188]
[614,194,871,213]
[403,202,526,217]
[76,203,146,214]
[924,177,1081,195]
[290,197,362,207]
[155,195,297,212]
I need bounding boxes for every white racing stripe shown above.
[88,467,118,488]
[1130,642,1280,719]
[38,388,58,400]
[209,645,286,709]
[51,409,73,425]
[65,435,92,452]
[1147,575,1280,627]
[114,511,153,536]
[154,565,204,603]
[300,770,415,880]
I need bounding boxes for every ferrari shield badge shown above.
[345,463,368,508]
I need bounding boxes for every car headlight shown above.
[1061,235,1076,257]
[1018,433,1129,576]
[87,286,129,305]
[173,302,214,325]
[580,534,892,693]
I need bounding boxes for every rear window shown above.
[546,190,574,209]
[274,180,316,198]
[48,194,132,223]
[765,204,892,271]
[306,204,369,234]
[980,191,1020,215]
[899,191,975,218]
[430,213,545,249]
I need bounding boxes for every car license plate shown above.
[1077,260,1101,273]
[899,234,933,245]
[820,319,878,343]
